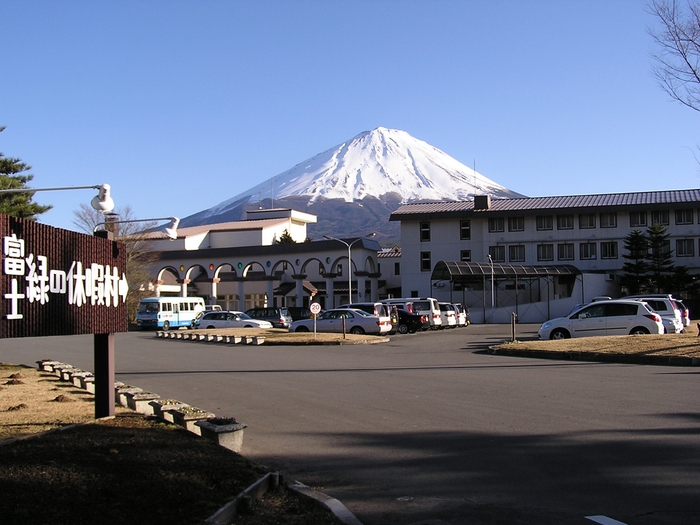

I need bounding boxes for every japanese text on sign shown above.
[2,233,128,320]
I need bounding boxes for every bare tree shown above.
[73,204,159,323]
[648,0,700,112]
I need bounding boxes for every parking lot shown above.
[1,324,698,525]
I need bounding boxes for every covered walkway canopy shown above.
[430,261,582,323]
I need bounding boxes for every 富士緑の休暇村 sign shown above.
[0,214,129,338]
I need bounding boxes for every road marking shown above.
[586,516,628,525]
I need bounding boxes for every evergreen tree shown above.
[620,229,649,295]
[645,222,674,292]
[0,127,52,219]
[667,265,700,298]
[275,229,296,244]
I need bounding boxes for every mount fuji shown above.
[180,127,524,240]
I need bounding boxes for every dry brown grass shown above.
[493,331,700,358]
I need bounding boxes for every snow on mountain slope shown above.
[190,127,523,222]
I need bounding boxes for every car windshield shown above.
[237,313,252,320]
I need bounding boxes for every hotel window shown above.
[420,251,431,272]
[536,215,553,231]
[600,212,617,228]
[420,221,431,242]
[557,214,574,230]
[460,219,471,240]
[488,217,504,233]
[579,213,596,229]
[394,262,400,275]
[580,242,597,260]
[677,239,694,257]
[508,216,525,232]
[601,241,618,259]
[675,209,693,225]
[537,244,554,261]
[558,243,574,261]
[460,250,471,262]
[651,210,669,225]
[509,245,525,262]
[630,211,647,227]
[489,245,505,262]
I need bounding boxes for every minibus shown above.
[136,297,206,330]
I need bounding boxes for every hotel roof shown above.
[389,189,700,220]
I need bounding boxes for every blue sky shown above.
[1,0,698,232]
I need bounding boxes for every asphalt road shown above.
[1,325,698,525]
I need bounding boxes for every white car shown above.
[622,295,684,334]
[538,300,663,340]
[195,311,273,329]
[289,308,391,335]
[438,302,457,328]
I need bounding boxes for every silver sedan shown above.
[289,308,390,335]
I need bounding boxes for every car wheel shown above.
[350,326,365,335]
[397,324,409,334]
[295,326,310,332]
[549,328,570,340]
[162,321,170,331]
[629,326,650,335]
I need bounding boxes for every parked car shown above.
[338,302,393,334]
[622,295,683,333]
[410,298,442,329]
[286,306,311,321]
[438,302,457,329]
[538,299,663,340]
[396,308,429,334]
[672,299,690,328]
[194,311,273,329]
[380,299,416,315]
[453,303,470,327]
[245,307,293,328]
[289,308,391,335]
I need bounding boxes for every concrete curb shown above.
[485,347,700,366]
[155,330,390,346]
[287,480,364,525]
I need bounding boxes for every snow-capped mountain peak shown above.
[185,127,522,225]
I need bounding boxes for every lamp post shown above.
[324,233,376,303]
[0,183,115,212]
[94,216,180,240]
[487,254,494,323]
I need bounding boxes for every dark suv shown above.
[244,307,293,328]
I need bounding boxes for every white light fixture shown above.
[94,216,180,241]
[324,232,376,303]
[0,184,115,213]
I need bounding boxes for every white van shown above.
[391,298,442,329]
[136,297,206,330]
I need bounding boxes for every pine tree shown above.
[0,127,52,220]
[275,229,296,244]
[620,229,649,295]
[645,222,674,293]
[667,265,699,298]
